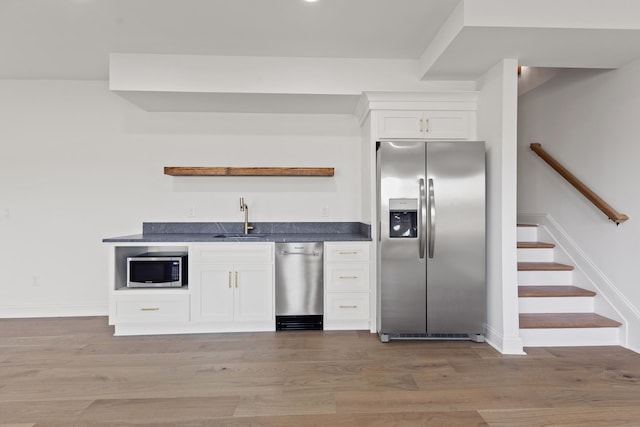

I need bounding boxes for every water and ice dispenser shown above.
[388,198,418,238]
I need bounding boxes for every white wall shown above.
[477,59,524,354]
[518,63,640,351]
[0,80,362,317]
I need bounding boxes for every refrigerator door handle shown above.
[419,178,427,259]
[428,178,436,258]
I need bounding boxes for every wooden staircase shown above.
[517,224,622,347]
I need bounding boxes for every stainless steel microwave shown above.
[126,252,188,288]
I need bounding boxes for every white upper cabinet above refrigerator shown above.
[376,110,472,140]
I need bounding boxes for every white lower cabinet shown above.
[191,243,274,331]
[109,241,375,334]
[323,242,371,330]
[108,242,274,335]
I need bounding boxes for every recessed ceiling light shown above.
[304,0,319,3]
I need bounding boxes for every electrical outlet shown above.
[3,208,9,219]
[32,275,40,287]
[321,206,329,217]
[188,206,196,217]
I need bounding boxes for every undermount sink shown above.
[212,233,266,239]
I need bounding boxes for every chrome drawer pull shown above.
[140,307,160,311]
[339,276,358,279]
[339,305,358,309]
[338,251,358,255]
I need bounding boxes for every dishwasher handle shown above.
[280,251,321,256]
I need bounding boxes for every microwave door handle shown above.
[419,178,426,259]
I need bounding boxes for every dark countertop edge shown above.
[103,233,371,243]
[104,222,371,243]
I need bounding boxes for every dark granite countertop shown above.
[103,222,371,243]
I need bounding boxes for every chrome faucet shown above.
[239,197,254,234]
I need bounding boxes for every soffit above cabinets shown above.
[109,54,476,114]
[113,91,362,115]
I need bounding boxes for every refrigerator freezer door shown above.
[378,141,427,334]
[426,141,485,334]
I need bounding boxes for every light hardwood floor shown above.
[2,317,640,426]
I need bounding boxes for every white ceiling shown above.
[5,0,640,114]
[0,0,460,80]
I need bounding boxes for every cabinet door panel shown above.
[197,265,234,321]
[425,111,470,139]
[235,264,273,322]
[377,111,422,139]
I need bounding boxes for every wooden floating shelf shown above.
[164,167,334,177]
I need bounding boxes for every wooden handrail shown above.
[530,143,629,225]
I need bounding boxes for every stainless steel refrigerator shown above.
[377,140,486,342]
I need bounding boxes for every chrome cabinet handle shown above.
[235,271,239,288]
[419,118,424,132]
[419,178,426,259]
[140,307,160,311]
[339,276,358,279]
[339,305,358,309]
[424,118,430,132]
[428,178,436,258]
[228,271,232,288]
[338,251,357,255]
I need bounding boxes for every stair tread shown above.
[519,285,596,298]
[518,262,574,271]
[517,223,539,227]
[517,241,555,249]
[520,313,622,329]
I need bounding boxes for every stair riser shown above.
[519,297,594,313]
[517,227,538,241]
[520,327,620,347]
[517,248,554,262]
[518,270,573,285]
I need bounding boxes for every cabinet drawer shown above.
[193,243,273,264]
[326,264,369,292]
[115,294,190,323]
[324,243,369,263]
[326,293,369,320]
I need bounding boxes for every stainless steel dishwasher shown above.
[275,242,323,330]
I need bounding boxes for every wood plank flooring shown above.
[1,317,640,426]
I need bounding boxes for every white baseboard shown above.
[0,303,108,318]
[485,324,526,355]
